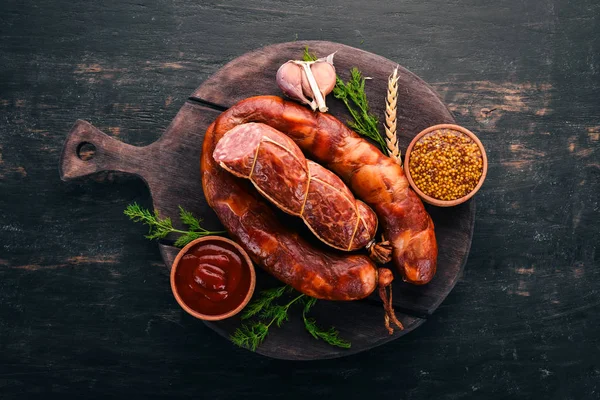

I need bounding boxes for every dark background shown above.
[1,0,599,398]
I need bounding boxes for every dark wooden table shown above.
[1,0,598,398]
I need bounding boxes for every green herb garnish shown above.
[231,285,351,351]
[303,46,318,62]
[302,297,351,348]
[124,202,225,247]
[303,46,389,155]
[333,68,388,153]
[231,289,303,351]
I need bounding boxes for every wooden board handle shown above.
[59,120,149,181]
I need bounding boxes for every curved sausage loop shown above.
[202,123,380,302]
[205,96,438,285]
[201,95,435,332]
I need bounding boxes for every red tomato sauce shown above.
[173,240,251,316]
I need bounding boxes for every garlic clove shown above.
[276,53,337,113]
[300,53,336,100]
[299,62,327,112]
[300,67,312,101]
[276,61,315,108]
[310,60,336,98]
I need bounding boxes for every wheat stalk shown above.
[385,67,401,165]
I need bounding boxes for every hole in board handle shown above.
[76,142,97,161]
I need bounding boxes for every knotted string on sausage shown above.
[213,122,381,252]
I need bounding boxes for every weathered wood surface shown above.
[1,0,598,397]
[57,41,469,359]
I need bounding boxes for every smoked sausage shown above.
[213,122,378,252]
[203,96,437,285]
[203,124,380,301]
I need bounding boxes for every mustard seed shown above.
[409,129,483,200]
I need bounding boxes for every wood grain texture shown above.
[1,0,599,397]
[58,41,469,359]
[59,103,224,236]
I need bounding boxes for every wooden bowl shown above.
[404,124,488,207]
[170,236,256,321]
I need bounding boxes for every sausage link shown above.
[205,96,437,284]
[213,122,378,251]
[202,123,378,300]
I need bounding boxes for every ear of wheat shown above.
[385,67,402,166]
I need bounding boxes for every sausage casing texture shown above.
[205,96,437,285]
[202,124,378,301]
[213,122,377,251]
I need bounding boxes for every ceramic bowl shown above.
[404,124,488,207]
[170,236,255,321]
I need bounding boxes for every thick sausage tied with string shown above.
[201,96,438,332]
[213,122,378,252]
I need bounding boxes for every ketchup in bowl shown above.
[170,236,255,320]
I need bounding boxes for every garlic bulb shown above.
[276,61,313,108]
[276,53,336,112]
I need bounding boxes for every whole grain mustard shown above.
[409,129,483,201]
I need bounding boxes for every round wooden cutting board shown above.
[59,41,474,360]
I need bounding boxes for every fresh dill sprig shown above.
[333,68,388,154]
[231,287,305,351]
[302,297,351,349]
[303,46,389,155]
[178,206,202,231]
[240,285,292,320]
[124,202,225,247]
[303,46,318,62]
[231,285,351,351]
[230,323,269,352]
